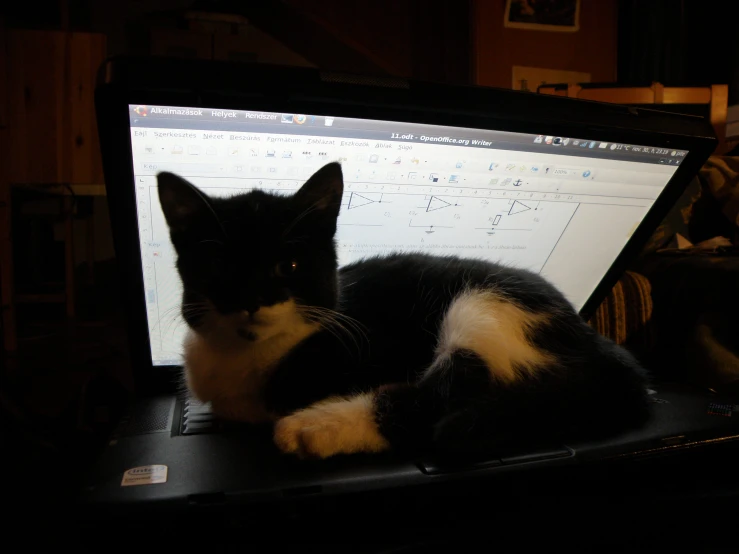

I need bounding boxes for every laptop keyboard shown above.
[181,397,219,435]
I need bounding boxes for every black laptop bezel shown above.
[95,56,716,394]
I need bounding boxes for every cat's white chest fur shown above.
[182,301,318,423]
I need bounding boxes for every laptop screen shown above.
[128,105,685,366]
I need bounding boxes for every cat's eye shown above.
[275,260,298,277]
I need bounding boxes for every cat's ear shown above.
[293,162,344,225]
[157,172,218,234]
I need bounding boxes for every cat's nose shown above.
[241,295,263,316]
[244,305,260,318]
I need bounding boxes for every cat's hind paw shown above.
[273,393,389,459]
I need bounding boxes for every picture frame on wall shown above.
[504,0,581,33]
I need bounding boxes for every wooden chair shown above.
[537,82,729,154]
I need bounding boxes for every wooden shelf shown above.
[1,30,107,354]
[12,183,106,197]
[16,293,67,304]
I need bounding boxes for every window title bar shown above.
[129,105,688,165]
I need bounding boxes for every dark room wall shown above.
[473,0,619,89]
[281,0,472,83]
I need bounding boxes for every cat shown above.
[157,162,650,459]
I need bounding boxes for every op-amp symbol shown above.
[422,196,451,212]
[508,200,531,215]
[347,192,381,210]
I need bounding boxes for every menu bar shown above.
[129,105,688,166]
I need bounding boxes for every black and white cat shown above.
[157,162,650,458]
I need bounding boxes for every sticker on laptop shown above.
[121,465,168,487]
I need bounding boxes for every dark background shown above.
[2,0,739,544]
[4,0,739,90]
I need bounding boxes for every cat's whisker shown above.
[310,311,366,340]
[302,310,360,350]
[298,305,368,355]
[156,301,210,336]
[303,305,368,333]
[300,312,355,355]
[299,305,369,345]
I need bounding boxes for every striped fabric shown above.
[590,155,739,351]
[589,271,653,347]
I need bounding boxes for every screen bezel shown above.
[96,58,716,393]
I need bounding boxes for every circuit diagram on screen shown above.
[331,190,578,272]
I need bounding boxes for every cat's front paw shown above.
[274,411,346,458]
[273,394,389,459]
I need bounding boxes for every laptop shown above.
[82,56,737,512]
